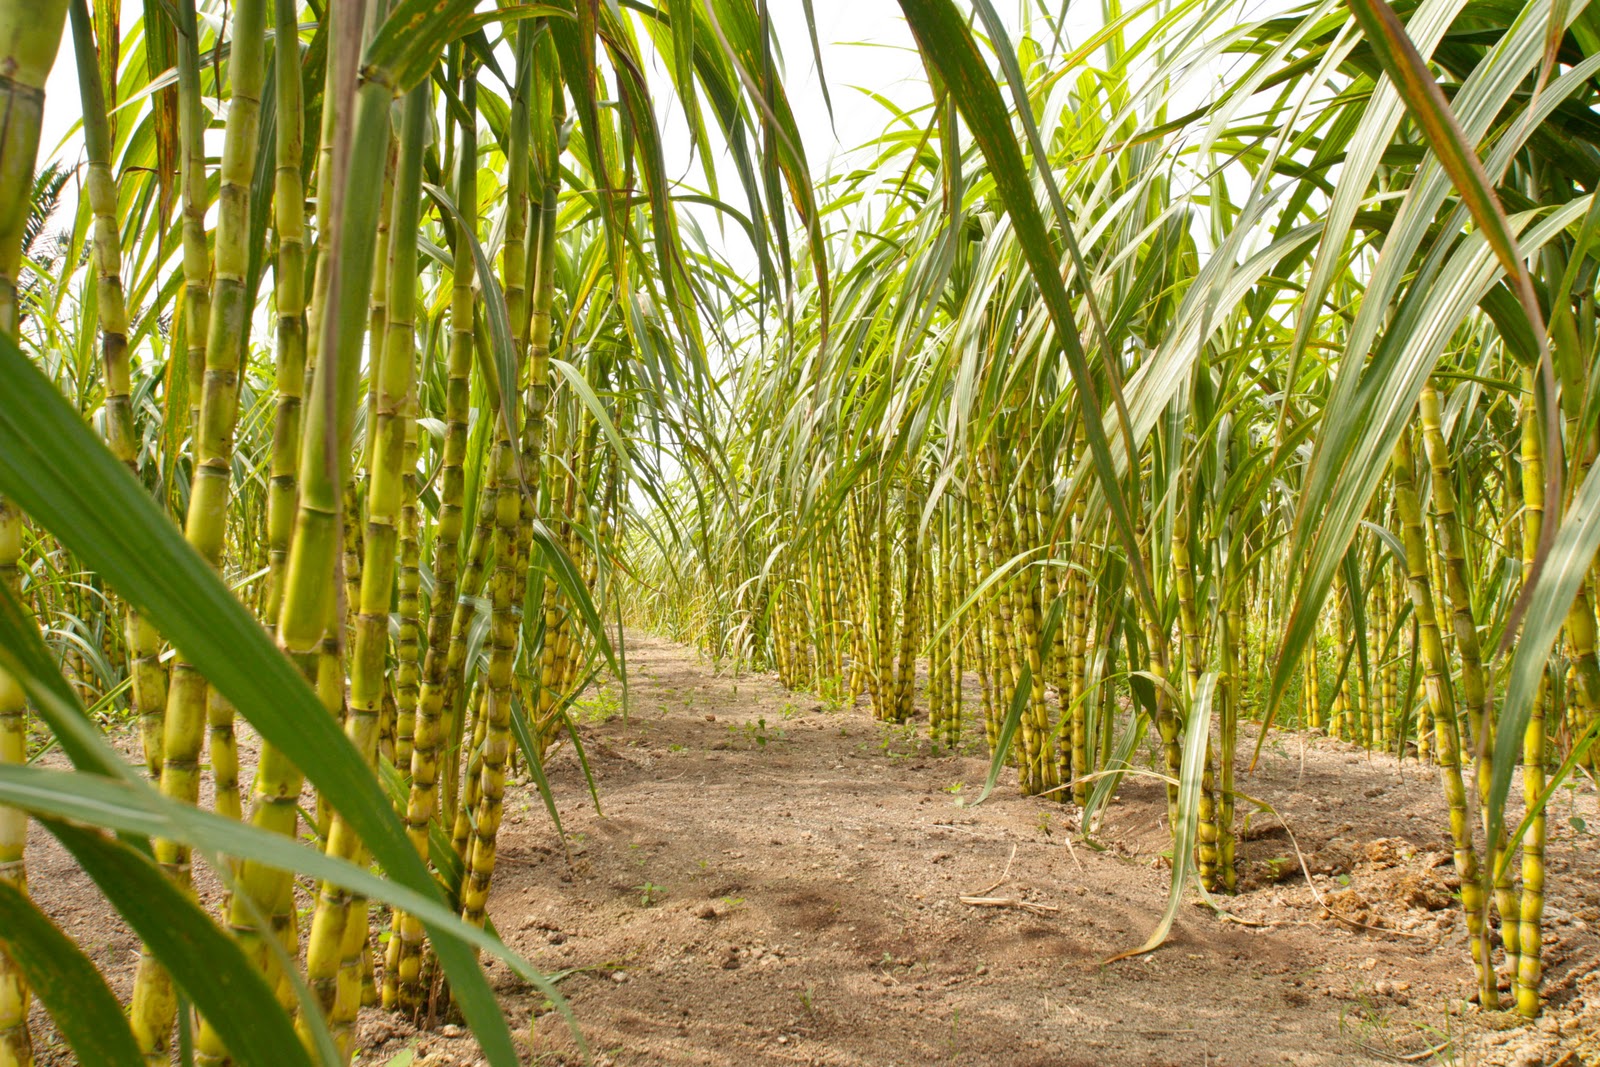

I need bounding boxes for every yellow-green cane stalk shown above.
[1066,433,1091,804]
[1373,549,1394,752]
[265,0,308,635]
[392,391,423,781]
[1553,290,1600,768]
[981,463,1012,752]
[1003,421,1050,794]
[1354,557,1374,748]
[359,138,397,487]
[399,57,479,1011]
[132,0,268,1056]
[0,503,33,1067]
[546,417,596,714]
[301,77,424,1049]
[846,496,872,705]
[981,447,1024,765]
[450,683,489,860]
[821,530,845,701]
[441,468,496,827]
[1384,565,1401,753]
[930,507,954,745]
[1303,623,1320,731]
[460,439,521,929]
[1331,583,1351,741]
[273,2,399,647]
[203,9,399,1058]
[521,131,562,749]
[459,29,539,931]
[947,504,967,750]
[964,497,994,749]
[1566,577,1600,770]
[894,476,922,724]
[872,475,893,720]
[1138,518,1182,826]
[171,0,212,429]
[0,0,68,333]
[505,105,558,736]
[1175,493,1220,888]
[1392,426,1493,1006]
[70,0,168,781]
[1219,521,1243,893]
[70,0,135,470]
[1515,367,1547,1019]
[1418,383,1505,1004]
[1559,425,1599,771]
[502,24,533,369]
[934,508,953,751]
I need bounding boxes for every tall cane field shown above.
[0,0,1598,1064]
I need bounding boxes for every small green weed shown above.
[726,716,783,748]
[572,685,623,725]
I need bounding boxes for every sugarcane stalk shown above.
[1175,490,1220,888]
[1067,463,1091,805]
[168,0,211,436]
[130,0,268,1055]
[894,474,922,724]
[0,10,68,1057]
[1392,425,1493,1006]
[69,0,170,783]
[392,388,423,782]
[0,500,26,1067]
[298,73,421,1052]
[1515,366,1547,1019]
[398,51,478,1011]
[0,0,69,332]
[1219,538,1241,894]
[459,438,520,930]
[1416,383,1507,1002]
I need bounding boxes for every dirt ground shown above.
[21,633,1600,1066]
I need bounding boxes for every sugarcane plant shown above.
[628,0,1600,1022]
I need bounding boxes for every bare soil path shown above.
[23,633,1600,1065]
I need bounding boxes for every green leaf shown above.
[1341,0,1547,352]
[531,514,620,678]
[1488,462,1600,864]
[508,691,567,844]
[0,763,585,1051]
[969,663,1030,807]
[424,180,522,480]
[366,0,568,91]
[44,820,314,1067]
[0,878,143,1067]
[1108,673,1217,963]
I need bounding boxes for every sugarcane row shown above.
[0,3,631,1064]
[635,379,1598,1020]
